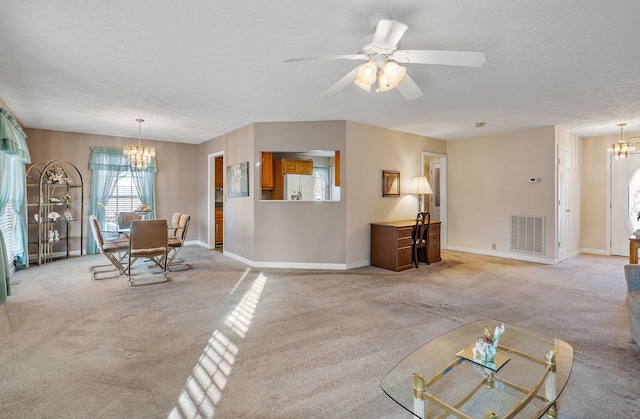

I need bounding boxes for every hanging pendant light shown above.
[123,118,156,169]
[608,123,636,160]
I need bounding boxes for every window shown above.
[313,167,329,201]
[103,172,142,232]
[0,198,15,273]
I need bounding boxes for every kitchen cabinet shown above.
[334,150,341,187]
[281,159,313,175]
[261,152,274,190]
[215,209,223,245]
[215,156,223,189]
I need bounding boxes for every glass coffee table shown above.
[381,320,573,419]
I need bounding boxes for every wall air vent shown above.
[510,215,544,255]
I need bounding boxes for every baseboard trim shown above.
[446,245,556,265]
[581,248,610,256]
[221,251,369,271]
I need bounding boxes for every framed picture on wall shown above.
[382,170,400,197]
[227,162,249,197]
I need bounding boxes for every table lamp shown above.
[409,176,433,213]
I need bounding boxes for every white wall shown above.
[447,126,557,262]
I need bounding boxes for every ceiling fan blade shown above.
[321,68,358,97]
[284,54,368,63]
[372,19,408,52]
[396,73,423,100]
[392,50,486,67]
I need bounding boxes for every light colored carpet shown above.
[1,248,639,418]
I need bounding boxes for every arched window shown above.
[628,168,640,233]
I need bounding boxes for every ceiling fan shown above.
[284,11,486,100]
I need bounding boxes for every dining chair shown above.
[88,215,130,280]
[117,211,142,237]
[127,219,168,286]
[167,212,191,271]
[412,211,431,268]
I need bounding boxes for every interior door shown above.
[611,154,640,256]
[557,148,569,261]
[429,161,441,220]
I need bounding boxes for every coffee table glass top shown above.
[381,320,573,419]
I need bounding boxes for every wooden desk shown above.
[370,220,441,272]
[630,236,640,264]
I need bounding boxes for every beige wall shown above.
[447,126,557,261]
[580,133,621,253]
[23,120,592,268]
[25,128,200,243]
[345,122,446,266]
[195,120,447,268]
[254,121,346,265]
[196,124,255,258]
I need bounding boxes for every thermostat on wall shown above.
[529,177,540,183]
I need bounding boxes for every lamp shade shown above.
[409,176,433,195]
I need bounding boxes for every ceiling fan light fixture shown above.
[378,61,406,92]
[354,62,377,91]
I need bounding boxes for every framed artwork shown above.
[382,170,400,197]
[227,162,249,197]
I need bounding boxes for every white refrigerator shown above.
[284,174,315,200]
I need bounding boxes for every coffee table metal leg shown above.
[544,348,558,418]
[413,373,426,419]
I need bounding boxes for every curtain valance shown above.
[0,108,30,163]
[88,147,157,173]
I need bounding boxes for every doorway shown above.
[208,152,224,250]
[423,152,447,249]
[557,147,569,262]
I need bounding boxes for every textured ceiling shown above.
[1,1,640,144]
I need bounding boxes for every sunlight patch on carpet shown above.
[168,271,267,418]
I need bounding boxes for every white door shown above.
[557,148,569,261]
[611,154,640,256]
[429,161,441,220]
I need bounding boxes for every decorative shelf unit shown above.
[26,161,84,266]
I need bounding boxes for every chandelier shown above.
[123,118,156,169]
[608,123,636,160]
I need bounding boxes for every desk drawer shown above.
[428,241,441,263]
[398,247,412,268]
[398,237,413,248]
[398,227,413,239]
[429,224,440,234]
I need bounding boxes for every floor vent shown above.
[510,215,544,255]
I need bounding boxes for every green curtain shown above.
[86,147,157,254]
[0,108,30,304]
[0,153,12,303]
[10,161,28,269]
[0,108,30,163]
